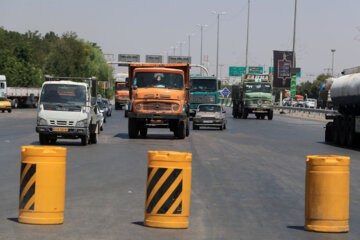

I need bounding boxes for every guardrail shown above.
[274,106,338,120]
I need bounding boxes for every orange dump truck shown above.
[114,72,129,110]
[127,63,190,139]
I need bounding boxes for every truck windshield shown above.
[40,84,86,106]
[116,83,128,91]
[191,78,217,92]
[245,84,272,93]
[198,105,221,112]
[134,72,184,90]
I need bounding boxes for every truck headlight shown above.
[173,104,180,111]
[37,117,47,126]
[136,103,142,110]
[76,119,88,127]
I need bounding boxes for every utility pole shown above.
[331,49,336,76]
[177,41,185,56]
[212,11,226,78]
[170,46,177,56]
[292,0,297,68]
[186,33,194,57]
[197,24,208,74]
[245,0,250,73]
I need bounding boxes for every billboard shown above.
[167,56,191,64]
[118,54,140,63]
[145,55,163,63]
[248,66,263,74]
[273,50,294,88]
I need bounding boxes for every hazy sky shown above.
[1,0,359,82]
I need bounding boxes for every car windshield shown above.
[134,72,184,90]
[198,105,221,112]
[245,83,272,93]
[0,97,7,101]
[191,78,217,92]
[116,83,128,90]
[40,84,86,106]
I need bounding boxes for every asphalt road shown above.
[1,108,360,240]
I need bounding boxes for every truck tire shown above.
[332,118,340,144]
[346,118,355,147]
[242,108,248,119]
[89,125,98,144]
[339,119,347,146]
[176,120,186,139]
[193,123,199,130]
[325,122,333,142]
[268,110,273,120]
[256,114,260,119]
[12,99,18,108]
[140,128,148,138]
[186,119,190,136]
[128,118,139,138]
[39,134,49,145]
[125,110,128,118]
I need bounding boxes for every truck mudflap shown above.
[127,112,187,120]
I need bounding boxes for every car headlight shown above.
[76,119,88,127]
[173,104,180,111]
[136,103,142,110]
[37,117,47,126]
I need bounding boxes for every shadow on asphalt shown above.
[30,141,91,146]
[7,218,18,223]
[287,226,304,231]
[317,141,360,151]
[131,221,144,227]
[114,133,179,140]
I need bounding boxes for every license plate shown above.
[53,127,68,132]
[203,120,213,123]
[151,120,164,124]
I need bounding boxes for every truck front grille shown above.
[49,120,75,126]
[190,95,216,104]
[143,102,172,111]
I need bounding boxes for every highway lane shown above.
[0,109,360,240]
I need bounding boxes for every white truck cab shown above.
[36,77,100,145]
[0,75,6,97]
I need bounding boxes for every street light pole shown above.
[245,0,250,73]
[331,49,336,76]
[170,46,177,56]
[177,41,185,56]
[292,0,297,68]
[212,11,226,78]
[197,24,208,74]
[186,33,194,57]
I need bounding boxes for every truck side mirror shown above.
[133,85,138,90]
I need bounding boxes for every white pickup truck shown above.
[36,77,101,145]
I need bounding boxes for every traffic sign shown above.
[221,88,231,98]
[229,66,246,76]
[291,75,296,98]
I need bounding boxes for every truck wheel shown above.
[242,108,248,119]
[125,110,128,118]
[90,132,98,144]
[12,99,18,108]
[325,122,333,142]
[1,110,4,113]
[339,119,347,146]
[268,110,273,120]
[192,123,199,130]
[332,119,340,144]
[39,134,49,145]
[128,118,139,138]
[177,121,186,139]
[8,109,11,113]
[49,138,57,145]
[186,119,190,136]
[140,128,148,138]
[346,118,355,147]
[256,114,260,119]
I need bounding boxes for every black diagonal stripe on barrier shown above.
[19,182,35,209]
[20,164,36,197]
[29,203,34,210]
[146,168,166,199]
[173,201,182,214]
[157,180,182,214]
[146,169,182,213]
[147,167,153,178]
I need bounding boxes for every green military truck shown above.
[232,73,273,120]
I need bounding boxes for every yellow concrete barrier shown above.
[305,155,350,232]
[144,151,192,228]
[18,146,66,224]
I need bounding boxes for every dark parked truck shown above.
[127,63,190,139]
[232,73,273,120]
[189,75,219,117]
[325,71,360,147]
